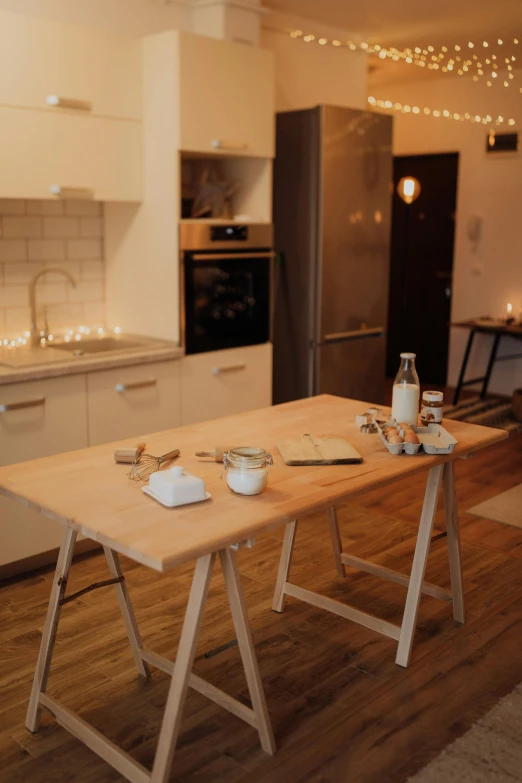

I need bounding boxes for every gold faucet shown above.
[29,267,77,346]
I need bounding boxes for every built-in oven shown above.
[180,223,274,355]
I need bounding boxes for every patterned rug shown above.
[408,682,522,782]
[444,395,522,432]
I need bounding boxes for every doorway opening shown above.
[386,152,459,386]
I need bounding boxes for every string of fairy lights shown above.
[288,29,519,127]
[289,29,519,90]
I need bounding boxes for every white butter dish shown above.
[143,466,210,508]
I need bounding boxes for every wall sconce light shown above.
[397,176,421,204]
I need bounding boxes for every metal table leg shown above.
[481,332,501,399]
[453,329,476,405]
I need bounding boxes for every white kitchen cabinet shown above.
[0,107,142,201]
[0,374,88,570]
[178,31,275,158]
[87,360,181,446]
[0,10,142,120]
[180,343,272,425]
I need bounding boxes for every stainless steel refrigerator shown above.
[272,105,393,406]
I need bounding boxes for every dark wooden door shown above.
[386,153,458,385]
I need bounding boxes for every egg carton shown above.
[374,418,457,456]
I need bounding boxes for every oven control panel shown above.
[210,225,248,242]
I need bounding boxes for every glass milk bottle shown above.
[391,353,420,427]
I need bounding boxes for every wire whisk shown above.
[128,448,180,482]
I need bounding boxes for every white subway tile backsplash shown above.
[0,240,26,262]
[26,200,64,216]
[36,283,69,306]
[43,216,80,239]
[80,217,103,237]
[45,302,84,329]
[65,200,102,217]
[27,239,66,261]
[3,263,44,285]
[81,260,104,280]
[0,199,105,337]
[67,238,103,260]
[43,262,81,283]
[0,285,28,308]
[0,199,26,215]
[83,302,106,325]
[69,280,104,303]
[6,307,31,333]
[2,216,42,239]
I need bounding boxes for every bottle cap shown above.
[422,391,443,402]
[400,352,416,359]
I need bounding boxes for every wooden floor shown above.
[1,431,522,782]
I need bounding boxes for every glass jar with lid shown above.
[222,447,273,496]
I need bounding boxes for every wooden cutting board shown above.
[277,434,363,465]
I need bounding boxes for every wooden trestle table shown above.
[0,395,507,782]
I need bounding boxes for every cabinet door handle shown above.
[211,140,248,151]
[323,327,385,344]
[0,396,45,413]
[46,95,92,112]
[115,379,157,393]
[191,252,275,261]
[49,185,94,200]
[212,363,246,376]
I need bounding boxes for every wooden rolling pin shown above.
[195,447,227,463]
[114,442,146,464]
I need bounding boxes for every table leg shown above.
[396,465,444,668]
[443,462,465,623]
[481,332,501,399]
[220,549,276,754]
[151,553,216,783]
[328,506,346,578]
[26,525,77,732]
[272,520,297,612]
[103,547,150,678]
[453,329,475,404]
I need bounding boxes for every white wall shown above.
[380,73,522,396]
[262,29,367,112]
[0,0,190,35]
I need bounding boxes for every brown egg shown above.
[404,432,420,445]
[387,434,403,445]
[399,422,413,431]
[386,427,399,437]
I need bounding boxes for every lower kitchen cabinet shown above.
[86,360,181,446]
[0,374,88,572]
[180,343,273,425]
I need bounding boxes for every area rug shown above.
[444,395,522,432]
[408,682,522,782]
[467,484,522,529]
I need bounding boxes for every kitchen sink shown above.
[53,337,145,355]
[0,335,163,368]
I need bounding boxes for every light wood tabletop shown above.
[0,394,508,573]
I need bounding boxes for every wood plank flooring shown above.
[1,431,521,782]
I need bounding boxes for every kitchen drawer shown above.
[178,32,275,158]
[0,374,88,569]
[0,107,142,202]
[87,360,181,446]
[181,343,272,425]
[0,10,142,120]
[0,374,88,465]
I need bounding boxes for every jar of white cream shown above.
[222,447,273,496]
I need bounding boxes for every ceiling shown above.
[266,0,522,51]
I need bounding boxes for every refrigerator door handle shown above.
[322,327,385,345]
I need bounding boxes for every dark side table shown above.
[452,319,522,404]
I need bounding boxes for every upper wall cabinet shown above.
[0,107,142,202]
[177,32,275,158]
[0,11,142,120]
